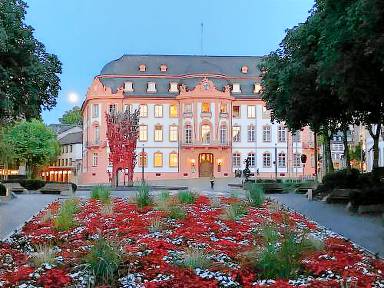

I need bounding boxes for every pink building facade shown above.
[81,55,316,185]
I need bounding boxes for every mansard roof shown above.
[98,55,264,98]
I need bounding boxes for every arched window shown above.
[201,124,211,144]
[184,124,192,144]
[263,152,271,168]
[154,152,163,167]
[169,152,178,168]
[139,104,148,117]
[278,152,286,168]
[233,152,241,168]
[263,125,271,142]
[248,125,256,142]
[248,152,256,167]
[293,153,301,168]
[220,124,227,144]
[232,126,241,142]
[138,152,148,167]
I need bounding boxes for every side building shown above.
[81,55,316,184]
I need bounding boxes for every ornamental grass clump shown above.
[53,199,79,231]
[148,218,164,233]
[181,248,211,269]
[249,225,318,279]
[135,182,153,208]
[30,244,56,267]
[177,190,197,204]
[85,238,122,285]
[168,205,187,220]
[246,183,265,207]
[91,186,111,204]
[221,202,248,221]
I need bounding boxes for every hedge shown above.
[0,184,6,196]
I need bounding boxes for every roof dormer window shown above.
[241,65,248,74]
[124,81,134,92]
[139,64,146,72]
[254,83,262,94]
[232,83,241,93]
[169,82,178,93]
[160,64,168,72]
[147,82,157,93]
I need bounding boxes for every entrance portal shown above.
[199,153,214,177]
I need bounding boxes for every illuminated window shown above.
[232,105,240,118]
[247,105,256,118]
[92,104,99,118]
[233,153,241,168]
[278,126,287,142]
[248,125,255,142]
[154,104,163,117]
[154,152,163,167]
[169,104,178,118]
[233,126,241,142]
[139,104,148,117]
[92,153,98,167]
[185,124,192,144]
[263,126,271,142]
[154,125,163,142]
[263,152,271,168]
[201,102,210,113]
[169,152,178,167]
[139,125,147,142]
[169,125,178,142]
[201,125,211,144]
[278,152,286,168]
[248,152,255,167]
[220,103,227,113]
[138,152,147,167]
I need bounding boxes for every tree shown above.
[316,0,384,168]
[4,119,60,179]
[0,126,15,179]
[0,0,62,124]
[59,106,82,126]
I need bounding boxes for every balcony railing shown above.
[200,112,212,118]
[183,111,193,118]
[181,140,230,148]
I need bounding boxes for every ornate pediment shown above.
[177,77,232,100]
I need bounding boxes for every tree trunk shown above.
[314,132,318,181]
[342,128,351,172]
[324,133,334,173]
[368,124,382,169]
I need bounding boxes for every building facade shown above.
[81,55,315,184]
[42,125,83,184]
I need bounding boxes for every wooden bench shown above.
[3,183,27,194]
[295,182,318,194]
[262,183,284,194]
[39,183,74,196]
[324,188,358,203]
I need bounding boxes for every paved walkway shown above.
[0,194,59,239]
[269,193,384,257]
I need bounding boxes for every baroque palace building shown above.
[81,55,315,184]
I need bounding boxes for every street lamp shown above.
[141,144,145,184]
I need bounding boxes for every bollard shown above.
[307,188,313,200]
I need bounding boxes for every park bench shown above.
[39,183,74,196]
[3,183,27,194]
[295,182,318,194]
[262,183,284,194]
[324,188,357,203]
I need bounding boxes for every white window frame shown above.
[263,125,271,142]
[247,105,256,118]
[154,104,163,118]
[139,125,148,142]
[248,125,256,142]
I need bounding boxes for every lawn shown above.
[0,191,383,287]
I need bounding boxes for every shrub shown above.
[246,183,265,207]
[322,168,361,190]
[91,186,111,204]
[349,186,384,207]
[0,184,6,196]
[135,182,153,208]
[181,248,211,269]
[19,179,46,190]
[168,205,186,220]
[85,238,121,285]
[53,199,79,231]
[31,244,56,267]
[177,190,197,204]
[221,202,248,221]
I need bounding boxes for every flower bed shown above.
[1,195,384,287]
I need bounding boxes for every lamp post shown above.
[141,144,145,184]
[274,143,278,180]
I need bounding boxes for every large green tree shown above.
[4,119,60,178]
[59,106,82,126]
[0,0,62,124]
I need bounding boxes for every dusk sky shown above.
[25,0,315,124]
